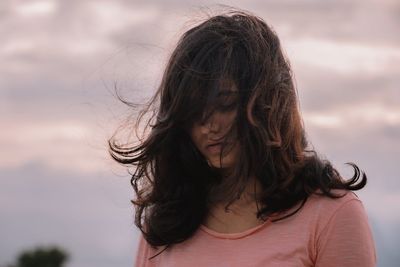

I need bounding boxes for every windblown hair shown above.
[108,10,367,259]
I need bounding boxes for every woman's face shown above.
[189,85,240,169]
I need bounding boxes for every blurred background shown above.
[1,0,399,266]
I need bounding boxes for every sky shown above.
[0,0,399,266]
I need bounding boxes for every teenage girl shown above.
[109,10,376,267]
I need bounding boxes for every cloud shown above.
[254,0,400,46]
[286,38,400,75]
[1,1,399,266]
[294,66,399,112]
[0,161,136,267]
[12,0,57,17]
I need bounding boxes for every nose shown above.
[201,114,220,134]
[200,112,222,134]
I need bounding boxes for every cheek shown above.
[222,111,238,130]
[189,126,202,149]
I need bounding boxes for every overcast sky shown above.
[1,0,399,266]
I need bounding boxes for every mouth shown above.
[205,141,234,155]
[206,143,223,154]
[206,141,222,148]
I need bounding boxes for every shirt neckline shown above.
[199,219,271,239]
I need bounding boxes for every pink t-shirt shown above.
[134,189,376,267]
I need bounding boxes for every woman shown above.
[109,10,377,267]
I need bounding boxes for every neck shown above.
[203,177,265,231]
[232,176,263,204]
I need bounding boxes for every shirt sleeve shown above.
[134,233,157,267]
[315,199,377,267]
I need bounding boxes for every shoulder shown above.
[135,232,165,267]
[273,189,363,225]
[306,188,370,227]
[306,190,377,266]
[301,189,370,243]
[306,188,362,218]
[271,189,367,240]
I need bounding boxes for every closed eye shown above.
[218,102,238,112]
[217,93,239,112]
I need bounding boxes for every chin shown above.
[208,158,234,169]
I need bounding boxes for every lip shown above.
[206,143,223,154]
[206,141,222,147]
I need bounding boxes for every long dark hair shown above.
[108,9,367,259]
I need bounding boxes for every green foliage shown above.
[14,246,69,267]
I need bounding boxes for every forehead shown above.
[182,78,240,129]
[202,79,239,110]
[203,80,239,109]
[207,79,239,102]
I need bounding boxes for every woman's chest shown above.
[152,227,316,267]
